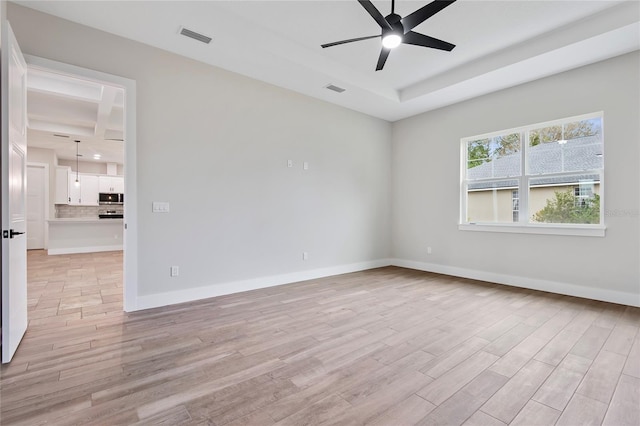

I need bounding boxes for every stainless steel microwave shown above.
[98,193,124,205]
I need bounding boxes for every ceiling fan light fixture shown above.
[382,33,402,49]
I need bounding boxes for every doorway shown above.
[24,66,128,325]
[3,49,138,362]
[23,55,138,314]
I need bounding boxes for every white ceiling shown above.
[15,0,640,122]
[26,67,125,164]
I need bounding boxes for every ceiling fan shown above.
[321,0,457,71]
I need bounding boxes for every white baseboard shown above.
[131,256,638,312]
[133,258,392,311]
[390,258,640,308]
[47,245,123,255]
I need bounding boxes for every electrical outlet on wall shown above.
[171,266,179,277]
[427,246,432,255]
[302,252,309,261]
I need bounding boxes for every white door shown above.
[26,165,45,249]
[2,21,28,363]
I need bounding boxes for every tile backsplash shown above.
[56,205,123,218]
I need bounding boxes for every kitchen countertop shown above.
[48,218,123,223]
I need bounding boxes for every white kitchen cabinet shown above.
[68,174,100,206]
[81,175,100,206]
[55,166,71,204]
[112,177,124,193]
[68,175,81,205]
[99,176,124,193]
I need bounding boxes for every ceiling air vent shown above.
[325,84,345,93]
[179,27,212,44]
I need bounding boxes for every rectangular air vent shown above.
[179,27,212,44]
[53,134,69,138]
[325,84,346,93]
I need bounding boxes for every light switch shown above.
[152,202,170,213]
[303,162,309,170]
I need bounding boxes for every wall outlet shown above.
[303,161,309,170]
[302,252,309,261]
[287,159,293,168]
[170,266,179,277]
[427,246,432,255]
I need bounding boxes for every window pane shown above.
[467,179,519,223]
[528,118,602,175]
[467,133,521,180]
[529,175,600,224]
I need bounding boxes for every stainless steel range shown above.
[98,210,124,219]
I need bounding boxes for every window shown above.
[461,112,604,236]
[574,183,594,208]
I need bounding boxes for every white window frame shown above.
[459,112,605,237]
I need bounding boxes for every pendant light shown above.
[74,140,81,187]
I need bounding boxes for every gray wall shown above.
[9,4,391,297]
[8,3,638,306]
[391,52,640,302]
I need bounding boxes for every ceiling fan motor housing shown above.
[383,13,404,38]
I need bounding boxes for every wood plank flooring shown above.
[1,250,639,425]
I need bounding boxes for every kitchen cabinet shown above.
[99,176,124,193]
[55,166,70,204]
[68,174,99,206]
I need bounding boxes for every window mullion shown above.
[520,130,528,223]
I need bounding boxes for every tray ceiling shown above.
[14,0,640,121]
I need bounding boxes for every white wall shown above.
[57,159,123,176]
[8,4,391,302]
[26,146,56,218]
[391,52,640,305]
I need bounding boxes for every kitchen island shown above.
[47,218,123,255]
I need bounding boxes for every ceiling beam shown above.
[94,85,119,139]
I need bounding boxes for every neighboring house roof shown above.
[468,135,602,190]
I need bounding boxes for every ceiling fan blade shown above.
[358,0,392,30]
[401,0,457,32]
[402,31,455,51]
[376,48,391,71]
[321,34,381,49]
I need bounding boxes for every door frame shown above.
[24,55,138,312]
[26,162,49,250]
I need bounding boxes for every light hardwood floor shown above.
[1,250,638,425]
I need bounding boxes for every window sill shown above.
[458,223,606,237]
